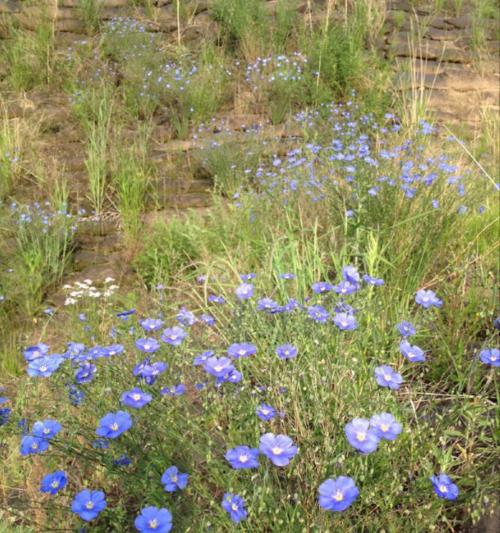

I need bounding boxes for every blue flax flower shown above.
[20,435,49,456]
[135,506,172,533]
[28,355,64,378]
[312,282,333,294]
[71,489,107,521]
[225,445,260,469]
[396,321,416,337]
[121,388,152,409]
[75,363,96,384]
[222,493,247,523]
[333,313,357,331]
[204,356,234,378]
[374,365,403,390]
[363,274,384,286]
[40,471,67,495]
[176,307,197,326]
[430,474,459,500]
[256,404,276,421]
[275,343,297,360]
[342,265,360,284]
[161,466,189,492]
[139,318,164,332]
[135,338,160,353]
[32,419,61,440]
[227,342,256,359]
[400,340,425,362]
[318,476,359,512]
[370,413,402,440]
[96,411,132,439]
[307,305,329,323]
[415,289,442,308]
[480,348,499,367]
[161,326,187,347]
[344,418,380,454]
[259,433,298,466]
[23,343,49,361]
[235,283,254,300]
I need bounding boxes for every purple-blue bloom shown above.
[71,489,107,521]
[32,419,61,440]
[256,403,276,421]
[225,445,260,469]
[333,280,359,295]
[430,474,459,500]
[400,340,426,362]
[40,471,67,495]
[318,476,359,512]
[204,356,234,378]
[342,265,360,284]
[370,413,402,440]
[415,289,442,308]
[259,433,298,466]
[312,281,333,294]
[135,337,161,353]
[396,321,416,337]
[27,355,64,378]
[222,493,248,523]
[227,342,256,359]
[20,435,49,456]
[23,343,49,361]
[96,411,132,439]
[161,326,188,347]
[307,305,329,323]
[344,418,380,454]
[235,282,254,300]
[333,313,357,331]
[257,297,279,312]
[121,388,152,409]
[75,362,96,384]
[176,307,197,326]
[161,466,189,492]
[275,343,297,360]
[193,350,214,366]
[363,274,385,286]
[134,506,172,533]
[480,348,499,367]
[139,318,164,332]
[374,365,403,390]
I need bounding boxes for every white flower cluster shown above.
[63,277,118,306]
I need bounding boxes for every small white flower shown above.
[104,277,115,283]
[64,297,77,306]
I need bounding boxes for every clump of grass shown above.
[82,87,114,217]
[2,22,55,90]
[0,114,21,201]
[134,218,201,288]
[77,0,103,35]
[110,125,154,241]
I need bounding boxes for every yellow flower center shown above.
[51,480,59,488]
[333,490,344,502]
[85,501,94,510]
[231,503,239,511]
[239,454,248,463]
[214,365,223,372]
[132,394,141,401]
[380,424,389,432]
[149,519,158,529]
[439,485,448,493]
[383,374,392,381]
[356,432,366,442]
[272,447,283,455]
[110,423,119,431]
